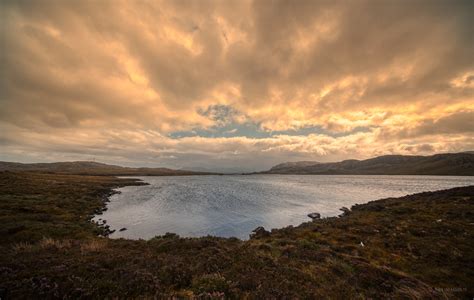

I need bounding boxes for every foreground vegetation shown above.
[0,171,472,298]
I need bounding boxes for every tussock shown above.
[39,237,72,250]
[80,239,107,253]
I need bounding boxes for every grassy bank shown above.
[0,171,472,298]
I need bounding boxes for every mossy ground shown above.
[0,171,472,298]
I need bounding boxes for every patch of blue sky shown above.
[169,122,373,139]
[169,122,270,139]
[170,104,373,139]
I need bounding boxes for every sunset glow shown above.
[1,0,473,172]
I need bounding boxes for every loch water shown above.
[94,175,474,240]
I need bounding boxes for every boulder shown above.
[250,226,270,239]
[307,212,321,220]
[340,207,351,216]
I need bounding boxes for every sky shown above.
[1,0,473,172]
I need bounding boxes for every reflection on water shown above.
[94,175,474,240]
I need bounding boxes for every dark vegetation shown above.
[266,152,474,175]
[0,171,473,298]
[0,172,146,244]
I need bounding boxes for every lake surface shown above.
[94,175,474,240]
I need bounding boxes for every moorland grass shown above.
[0,171,472,298]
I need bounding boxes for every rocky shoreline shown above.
[91,189,121,237]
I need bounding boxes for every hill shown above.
[0,161,216,176]
[266,152,474,175]
[269,161,320,172]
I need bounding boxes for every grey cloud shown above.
[378,110,474,141]
[414,111,474,136]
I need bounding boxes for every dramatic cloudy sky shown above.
[1,0,473,172]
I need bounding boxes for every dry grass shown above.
[39,237,72,250]
[80,239,107,253]
[11,241,33,254]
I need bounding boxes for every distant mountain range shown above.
[2,152,473,176]
[264,152,474,176]
[0,161,216,176]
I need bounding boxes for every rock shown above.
[162,232,179,239]
[307,212,321,220]
[340,207,351,216]
[119,227,127,232]
[250,226,270,239]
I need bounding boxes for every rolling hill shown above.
[0,161,216,176]
[265,152,474,175]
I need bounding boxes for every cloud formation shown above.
[1,0,473,171]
